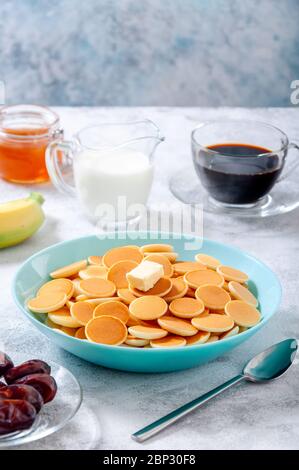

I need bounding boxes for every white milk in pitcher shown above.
[73,147,153,219]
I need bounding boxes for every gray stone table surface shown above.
[0,107,298,450]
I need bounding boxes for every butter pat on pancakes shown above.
[86,316,127,345]
[169,297,204,318]
[195,253,221,270]
[217,265,248,283]
[225,300,261,327]
[50,260,87,279]
[126,260,164,292]
[196,284,231,310]
[129,295,168,320]
[191,314,234,333]
[228,281,258,306]
[158,316,198,336]
[93,300,129,324]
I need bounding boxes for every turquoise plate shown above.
[12,233,282,373]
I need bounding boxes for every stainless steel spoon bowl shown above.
[132,338,298,442]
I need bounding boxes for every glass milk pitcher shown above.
[46,120,164,224]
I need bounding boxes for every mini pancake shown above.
[206,335,219,343]
[125,335,150,347]
[128,325,168,340]
[169,297,205,318]
[79,265,108,280]
[186,331,210,345]
[72,278,82,296]
[225,300,261,327]
[102,246,143,268]
[45,317,62,330]
[129,296,168,320]
[117,288,137,305]
[77,297,121,305]
[191,313,234,333]
[37,278,74,300]
[184,269,224,289]
[75,327,87,340]
[143,252,178,262]
[50,260,87,279]
[164,277,188,302]
[140,243,174,254]
[195,284,231,310]
[27,292,67,313]
[238,326,248,333]
[85,316,127,345]
[129,277,172,298]
[223,281,230,292]
[144,254,174,278]
[59,326,78,337]
[78,278,116,298]
[48,306,82,328]
[93,300,130,324]
[216,265,249,283]
[150,335,186,348]
[70,301,94,326]
[185,286,196,298]
[228,281,258,307]
[107,260,138,289]
[157,316,198,336]
[220,325,240,339]
[173,261,206,275]
[88,256,102,265]
[195,253,221,270]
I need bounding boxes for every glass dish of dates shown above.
[0,352,82,447]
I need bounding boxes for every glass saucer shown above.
[0,360,82,448]
[169,165,299,218]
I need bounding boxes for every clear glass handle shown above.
[277,141,299,183]
[46,140,76,196]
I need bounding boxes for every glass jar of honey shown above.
[0,104,63,183]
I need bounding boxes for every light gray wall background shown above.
[0,0,298,106]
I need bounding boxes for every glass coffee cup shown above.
[191,120,299,208]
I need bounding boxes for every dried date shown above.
[0,352,14,377]
[0,399,36,435]
[5,359,51,384]
[15,374,57,404]
[0,385,43,413]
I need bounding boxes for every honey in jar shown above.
[0,105,63,184]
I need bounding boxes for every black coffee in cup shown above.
[194,143,283,205]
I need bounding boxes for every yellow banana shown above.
[0,192,45,249]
